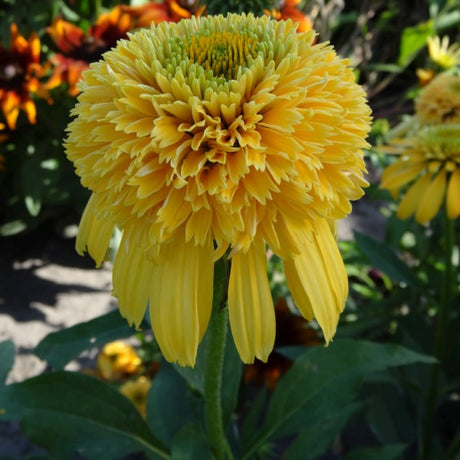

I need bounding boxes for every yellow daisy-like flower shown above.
[119,376,152,417]
[415,74,460,125]
[65,14,371,366]
[381,124,460,223]
[97,341,143,380]
[427,35,460,70]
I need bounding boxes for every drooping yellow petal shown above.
[397,174,432,220]
[112,231,152,328]
[228,238,275,363]
[76,193,115,267]
[149,237,214,366]
[415,169,447,223]
[284,218,347,344]
[446,169,460,219]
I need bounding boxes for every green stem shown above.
[422,209,455,459]
[204,307,229,460]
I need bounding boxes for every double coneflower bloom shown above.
[381,74,460,223]
[66,14,371,366]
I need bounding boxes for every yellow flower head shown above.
[415,74,460,125]
[427,35,460,70]
[66,14,371,366]
[381,124,460,223]
[119,376,152,417]
[97,341,142,380]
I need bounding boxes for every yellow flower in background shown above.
[427,35,460,70]
[97,341,142,380]
[381,124,460,223]
[66,14,371,366]
[119,376,152,417]
[415,74,460,125]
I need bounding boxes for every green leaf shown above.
[0,340,14,384]
[286,402,363,460]
[21,157,43,217]
[147,362,200,447]
[221,324,242,429]
[242,340,435,460]
[354,232,418,286]
[171,423,214,460]
[364,383,416,445]
[0,371,168,459]
[343,443,407,460]
[398,21,434,67]
[35,310,137,369]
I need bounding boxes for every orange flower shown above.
[121,0,203,27]
[0,24,47,129]
[243,298,321,389]
[268,0,313,33]
[47,6,135,95]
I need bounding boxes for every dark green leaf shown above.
[35,310,137,369]
[0,340,14,384]
[286,402,363,460]
[0,371,168,459]
[221,322,242,429]
[354,232,418,286]
[147,362,200,447]
[344,443,407,460]
[21,157,43,217]
[171,423,214,460]
[364,383,415,445]
[242,340,435,460]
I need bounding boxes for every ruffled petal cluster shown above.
[66,14,371,366]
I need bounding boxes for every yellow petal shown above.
[415,169,447,224]
[380,161,425,192]
[446,168,460,219]
[149,237,214,367]
[284,218,347,344]
[228,238,275,363]
[397,174,432,220]
[112,231,152,328]
[76,193,115,267]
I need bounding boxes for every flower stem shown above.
[422,208,455,459]
[204,260,232,460]
[205,307,229,460]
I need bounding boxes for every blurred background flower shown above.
[119,376,152,417]
[0,23,48,130]
[97,340,143,381]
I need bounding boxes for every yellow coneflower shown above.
[381,124,460,223]
[415,74,460,125]
[97,341,143,380]
[65,14,371,366]
[427,35,460,70]
[119,376,152,417]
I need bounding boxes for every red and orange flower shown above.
[0,24,48,129]
[268,0,313,33]
[47,2,198,96]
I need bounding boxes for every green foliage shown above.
[35,310,140,369]
[204,0,276,15]
[0,371,168,459]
